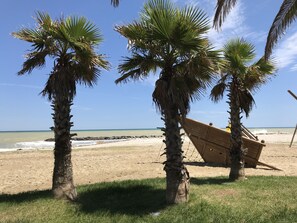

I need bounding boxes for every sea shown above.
[0,127,295,152]
[0,129,163,152]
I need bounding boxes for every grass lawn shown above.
[1,176,297,223]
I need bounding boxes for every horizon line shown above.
[0,126,296,133]
[0,127,160,133]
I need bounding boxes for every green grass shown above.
[1,176,297,223]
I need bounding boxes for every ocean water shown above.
[0,127,294,152]
[0,129,163,152]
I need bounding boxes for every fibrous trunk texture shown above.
[228,79,246,181]
[52,95,77,200]
[163,108,189,204]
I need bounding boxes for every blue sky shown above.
[1,0,297,131]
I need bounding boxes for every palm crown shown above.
[13,12,109,98]
[210,38,275,116]
[116,0,220,115]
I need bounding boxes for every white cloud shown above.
[184,0,199,7]
[273,31,297,70]
[184,0,214,14]
[290,64,297,71]
[205,0,266,48]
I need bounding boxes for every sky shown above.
[1,0,297,131]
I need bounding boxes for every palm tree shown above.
[13,12,109,200]
[115,0,220,204]
[213,0,297,59]
[210,38,275,180]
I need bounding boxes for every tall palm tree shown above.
[210,38,275,180]
[115,0,220,204]
[213,0,297,59]
[13,12,109,200]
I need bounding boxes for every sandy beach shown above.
[1,134,297,194]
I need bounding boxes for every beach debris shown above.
[150,211,161,217]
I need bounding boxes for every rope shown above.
[155,130,204,163]
[156,138,165,162]
[183,137,191,158]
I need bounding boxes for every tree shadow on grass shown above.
[190,177,233,185]
[0,190,51,203]
[77,182,166,216]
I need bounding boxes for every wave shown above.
[250,128,293,135]
[0,140,99,152]
[251,129,268,135]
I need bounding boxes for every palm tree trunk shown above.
[163,107,189,204]
[51,95,77,200]
[228,80,245,181]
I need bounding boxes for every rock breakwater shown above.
[45,135,163,142]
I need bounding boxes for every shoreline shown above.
[1,135,297,194]
[0,131,295,152]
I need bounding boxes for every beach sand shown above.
[1,135,297,194]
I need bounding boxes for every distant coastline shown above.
[0,128,159,133]
[0,126,296,133]
[0,127,295,152]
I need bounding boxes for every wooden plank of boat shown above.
[179,117,280,170]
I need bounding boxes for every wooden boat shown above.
[179,117,280,170]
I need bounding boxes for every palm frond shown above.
[18,50,48,75]
[12,28,52,54]
[213,0,238,29]
[115,22,148,50]
[172,7,210,52]
[74,53,110,86]
[210,82,227,102]
[265,0,297,59]
[144,0,176,41]
[111,0,119,7]
[35,11,53,30]
[182,6,209,31]
[116,53,158,84]
[41,69,76,100]
[244,57,276,91]
[61,16,102,44]
[12,28,43,43]
[152,77,168,113]
[238,89,255,117]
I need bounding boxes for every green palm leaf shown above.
[265,0,297,59]
[213,0,238,29]
[238,89,255,117]
[210,81,227,102]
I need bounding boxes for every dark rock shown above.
[45,135,163,142]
